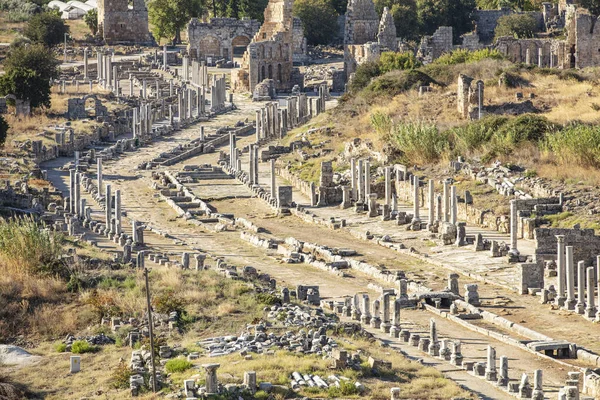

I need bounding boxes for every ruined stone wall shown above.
[344,42,380,78]
[98,0,152,45]
[534,227,600,264]
[564,6,600,68]
[232,0,302,93]
[495,36,566,67]
[344,0,379,45]
[475,8,543,44]
[292,17,309,63]
[187,18,260,62]
[417,26,453,64]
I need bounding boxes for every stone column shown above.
[384,166,391,206]
[427,179,434,230]
[576,261,585,314]
[142,79,147,99]
[229,132,236,168]
[532,370,544,400]
[390,299,401,337]
[350,158,357,201]
[497,356,509,386]
[364,161,370,198]
[597,256,600,322]
[380,293,391,333]
[555,235,566,306]
[105,184,112,234]
[270,159,276,199]
[249,145,255,185]
[538,47,543,68]
[450,185,457,225]
[443,180,449,222]
[83,47,88,80]
[436,194,442,222]
[69,169,75,213]
[253,145,259,185]
[129,75,134,98]
[428,318,439,356]
[360,294,371,325]
[509,200,519,257]
[181,252,190,269]
[202,364,220,394]
[525,48,531,65]
[163,45,168,67]
[357,159,364,203]
[370,299,381,328]
[485,346,497,381]
[244,371,256,394]
[585,266,596,319]
[255,110,261,142]
[565,246,576,310]
[115,189,121,235]
[412,176,420,223]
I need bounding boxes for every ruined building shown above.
[231,0,304,93]
[344,0,395,78]
[97,0,153,45]
[377,7,397,50]
[187,18,261,62]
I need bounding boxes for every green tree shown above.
[23,11,69,47]
[494,14,538,40]
[391,1,419,40]
[417,0,475,42]
[83,9,98,35]
[329,0,347,14]
[0,44,59,109]
[577,0,600,15]
[226,0,240,17]
[293,0,339,45]
[148,0,205,44]
[0,115,8,148]
[239,0,268,21]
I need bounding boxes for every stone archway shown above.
[232,35,251,57]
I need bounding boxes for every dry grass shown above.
[0,16,24,44]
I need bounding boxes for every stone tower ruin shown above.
[97,0,153,45]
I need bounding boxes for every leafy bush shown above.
[379,51,421,74]
[349,61,381,92]
[110,361,133,389]
[364,69,436,98]
[165,358,193,373]
[256,292,279,305]
[54,342,67,352]
[433,48,504,65]
[153,289,186,314]
[83,9,98,35]
[0,0,39,22]
[71,340,96,354]
[327,380,359,397]
[494,14,538,40]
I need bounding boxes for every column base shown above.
[565,299,577,311]
[575,302,585,314]
[555,296,566,307]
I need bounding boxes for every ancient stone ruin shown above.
[97,0,153,45]
[231,0,305,93]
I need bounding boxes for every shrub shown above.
[0,0,39,22]
[327,380,359,397]
[364,69,436,97]
[349,61,381,92]
[71,340,96,354]
[434,48,504,65]
[153,289,186,314]
[0,115,8,148]
[110,361,133,389]
[389,120,449,164]
[54,342,67,353]
[256,292,278,305]
[379,51,421,74]
[165,358,193,373]
[0,216,66,277]
[545,124,600,168]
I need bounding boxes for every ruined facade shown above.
[475,8,544,44]
[377,7,397,50]
[457,74,484,119]
[344,0,379,45]
[344,42,380,77]
[417,26,453,64]
[187,18,261,62]
[231,0,304,93]
[97,0,152,45]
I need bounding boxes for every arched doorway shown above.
[232,35,251,57]
[268,64,273,79]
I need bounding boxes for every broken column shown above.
[105,184,112,235]
[497,356,509,386]
[390,299,401,338]
[428,318,439,356]
[443,180,449,222]
[485,346,497,381]
[194,254,206,270]
[270,159,276,199]
[370,299,381,329]
[357,159,364,203]
[243,371,256,394]
[380,293,391,333]
[202,364,220,394]
[555,235,566,307]
[532,369,544,400]
[114,189,122,235]
[450,185,457,225]
[350,158,357,201]
[508,200,519,258]
[384,166,391,206]
[360,294,371,325]
[450,341,463,366]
